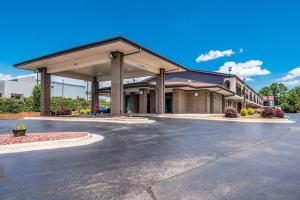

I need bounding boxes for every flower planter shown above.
[12,129,26,137]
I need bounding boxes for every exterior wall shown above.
[139,89,147,113]
[51,82,86,98]
[187,90,207,113]
[129,93,139,113]
[224,77,237,93]
[212,92,223,113]
[172,89,187,113]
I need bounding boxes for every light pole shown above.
[228,66,232,76]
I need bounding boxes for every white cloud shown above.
[216,60,270,79]
[245,77,254,82]
[239,48,244,53]
[280,79,300,87]
[278,67,300,87]
[196,49,235,62]
[279,67,300,81]
[0,73,13,80]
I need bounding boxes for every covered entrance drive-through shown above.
[14,36,184,116]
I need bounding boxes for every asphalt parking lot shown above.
[0,114,300,200]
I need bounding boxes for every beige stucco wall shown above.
[187,90,207,113]
[212,92,223,113]
[172,89,188,113]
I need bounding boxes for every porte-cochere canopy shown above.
[14,36,186,116]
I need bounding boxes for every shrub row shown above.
[261,107,284,118]
[0,97,33,113]
[0,97,90,114]
[224,107,284,118]
[240,107,256,116]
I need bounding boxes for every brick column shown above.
[111,52,124,116]
[156,68,165,114]
[172,89,179,113]
[91,77,99,114]
[149,90,156,113]
[206,91,211,114]
[40,68,51,116]
[222,96,225,113]
[139,89,148,113]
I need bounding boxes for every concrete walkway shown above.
[131,113,295,123]
[25,116,156,124]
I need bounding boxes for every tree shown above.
[269,83,288,105]
[32,85,40,112]
[258,86,271,96]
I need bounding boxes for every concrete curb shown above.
[24,117,156,124]
[0,133,104,154]
[132,114,295,124]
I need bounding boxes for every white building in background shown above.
[0,74,88,99]
[0,73,149,100]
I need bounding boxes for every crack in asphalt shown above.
[146,186,158,200]
[141,126,293,200]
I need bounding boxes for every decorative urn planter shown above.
[13,129,26,137]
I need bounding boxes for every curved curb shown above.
[24,117,156,124]
[0,133,103,155]
[160,116,296,124]
[190,117,296,124]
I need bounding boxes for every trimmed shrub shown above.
[79,108,91,115]
[274,108,284,118]
[247,108,255,115]
[261,107,274,118]
[32,85,40,112]
[280,102,297,113]
[240,108,248,116]
[224,107,238,118]
[254,108,263,114]
[0,97,33,113]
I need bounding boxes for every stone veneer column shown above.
[206,91,211,114]
[222,96,225,113]
[139,89,148,113]
[91,77,99,114]
[111,52,124,116]
[40,68,50,116]
[156,68,165,114]
[172,89,179,113]
[149,90,156,113]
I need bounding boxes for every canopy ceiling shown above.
[14,36,185,81]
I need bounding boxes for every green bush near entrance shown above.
[247,108,255,115]
[240,108,248,116]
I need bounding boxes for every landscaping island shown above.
[0,132,88,145]
[0,131,104,154]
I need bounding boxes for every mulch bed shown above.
[0,132,88,146]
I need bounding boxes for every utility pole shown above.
[62,79,65,97]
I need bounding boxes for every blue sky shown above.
[0,0,300,90]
